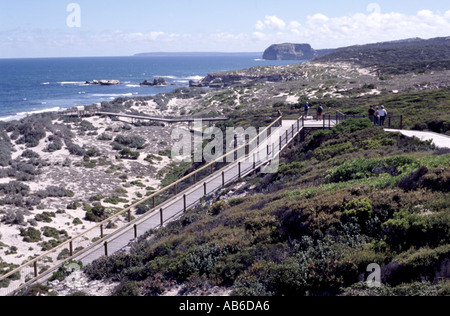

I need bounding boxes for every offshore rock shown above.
[99,80,120,86]
[140,77,170,86]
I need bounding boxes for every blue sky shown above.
[1,0,449,58]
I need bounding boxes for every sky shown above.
[0,0,449,58]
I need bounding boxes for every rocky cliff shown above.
[263,43,334,60]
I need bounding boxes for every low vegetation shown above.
[315,37,450,75]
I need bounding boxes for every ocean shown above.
[0,55,300,121]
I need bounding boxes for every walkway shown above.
[79,118,311,265]
[60,109,228,124]
[95,112,229,124]
[385,129,450,149]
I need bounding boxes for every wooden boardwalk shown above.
[95,111,229,123]
[79,118,315,265]
[0,114,339,296]
[61,109,228,124]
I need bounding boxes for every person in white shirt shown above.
[378,105,388,126]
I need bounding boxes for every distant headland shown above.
[134,52,261,57]
[262,43,335,61]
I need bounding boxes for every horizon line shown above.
[0,51,264,60]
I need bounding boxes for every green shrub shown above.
[334,118,372,134]
[42,226,68,240]
[35,212,56,223]
[114,135,146,149]
[314,141,356,160]
[275,161,305,180]
[85,204,108,222]
[0,181,30,196]
[327,156,419,183]
[113,281,140,296]
[119,148,140,160]
[344,198,373,222]
[20,227,42,243]
[386,245,450,285]
[45,135,63,152]
[21,149,40,159]
[66,142,85,156]
[104,196,128,205]
[49,260,83,282]
[382,209,429,251]
[209,201,227,216]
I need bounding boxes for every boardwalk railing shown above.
[1,115,288,296]
[335,111,403,129]
[60,109,229,124]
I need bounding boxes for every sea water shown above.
[0,55,300,121]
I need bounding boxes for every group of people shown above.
[304,102,324,121]
[303,102,388,126]
[368,105,388,126]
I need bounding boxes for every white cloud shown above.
[254,10,450,48]
[255,20,265,31]
[255,15,287,31]
[252,32,266,40]
[288,21,302,29]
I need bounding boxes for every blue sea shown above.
[0,55,300,121]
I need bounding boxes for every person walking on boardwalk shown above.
[379,105,388,126]
[304,102,310,119]
[374,106,380,126]
[368,106,375,124]
[317,103,324,121]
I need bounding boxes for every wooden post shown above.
[100,224,104,238]
[238,162,241,179]
[70,240,73,257]
[194,172,197,184]
[234,134,238,161]
[204,182,207,196]
[104,241,108,257]
[222,171,225,187]
[34,261,38,278]
[174,183,178,195]
[160,208,164,226]
[134,224,138,239]
[279,136,282,151]
[183,194,187,213]
[128,210,131,223]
